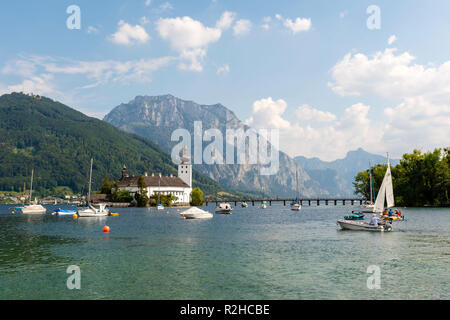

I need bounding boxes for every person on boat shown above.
[388,209,394,217]
[383,209,388,216]
[369,213,379,226]
[397,210,402,216]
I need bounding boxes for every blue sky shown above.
[1,0,449,160]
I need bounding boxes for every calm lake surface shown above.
[0,204,448,299]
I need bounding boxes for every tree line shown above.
[354,148,449,207]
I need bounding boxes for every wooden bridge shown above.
[205,198,367,206]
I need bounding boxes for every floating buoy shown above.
[73,214,78,219]
[182,216,186,220]
[103,225,110,233]
[11,211,15,214]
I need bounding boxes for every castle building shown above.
[117,148,192,205]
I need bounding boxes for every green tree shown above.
[112,189,133,203]
[190,187,204,206]
[100,176,114,194]
[135,176,149,207]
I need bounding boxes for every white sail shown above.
[373,154,395,212]
[385,166,395,208]
[373,177,386,213]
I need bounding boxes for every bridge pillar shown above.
[360,200,363,205]
[269,200,272,206]
[334,200,337,205]
[351,200,354,205]
[283,200,286,206]
[317,200,320,206]
[308,200,311,206]
[252,201,254,206]
[325,200,328,205]
[343,200,345,205]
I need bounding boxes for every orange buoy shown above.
[182,216,186,220]
[73,214,78,219]
[103,225,110,233]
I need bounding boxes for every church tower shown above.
[178,145,192,188]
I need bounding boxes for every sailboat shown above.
[21,169,46,214]
[156,178,164,210]
[337,154,394,231]
[77,158,109,217]
[290,168,302,211]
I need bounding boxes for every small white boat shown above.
[241,202,248,208]
[77,203,109,217]
[77,159,108,217]
[215,202,232,214]
[156,204,165,210]
[337,219,392,232]
[260,201,267,209]
[180,207,213,220]
[290,169,302,211]
[22,204,46,214]
[21,169,46,214]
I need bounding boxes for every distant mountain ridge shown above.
[295,148,400,196]
[104,94,328,197]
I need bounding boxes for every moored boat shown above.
[241,202,248,208]
[260,201,267,209]
[215,202,232,214]
[53,208,77,215]
[20,169,46,214]
[337,219,392,232]
[290,168,302,211]
[180,207,213,220]
[344,211,365,220]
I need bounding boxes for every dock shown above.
[205,198,367,206]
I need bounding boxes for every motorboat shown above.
[20,169,46,214]
[22,204,46,214]
[180,207,213,220]
[53,208,77,215]
[77,203,109,217]
[290,200,301,211]
[260,201,267,209]
[156,204,165,210]
[215,202,232,214]
[337,219,392,232]
[344,211,365,220]
[241,202,248,208]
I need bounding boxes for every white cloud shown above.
[329,48,450,101]
[339,10,348,19]
[233,19,252,37]
[275,14,311,34]
[159,2,173,11]
[140,16,150,25]
[295,104,336,123]
[110,20,150,45]
[87,26,99,34]
[156,16,221,71]
[216,11,236,30]
[1,55,174,96]
[145,0,151,6]
[388,34,397,45]
[245,97,291,130]
[261,16,271,30]
[216,64,230,75]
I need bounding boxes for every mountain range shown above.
[104,94,397,197]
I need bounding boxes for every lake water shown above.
[0,204,448,299]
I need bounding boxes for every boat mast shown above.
[29,169,34,205]
[369,161,373,204]
[296,168,299,200]
[87,158,93,205]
